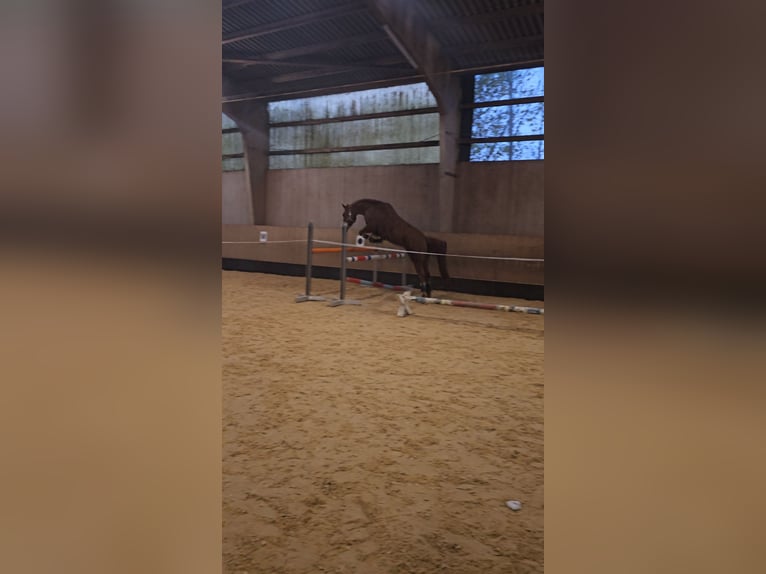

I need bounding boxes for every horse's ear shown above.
[342,203,348,209]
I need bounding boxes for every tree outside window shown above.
[471,67,544,161]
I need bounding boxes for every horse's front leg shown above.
[359,226,383,243]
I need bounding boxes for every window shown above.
[222,113,245,171]
[469,66,544,161]
[268,83,440,169]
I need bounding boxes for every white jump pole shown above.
[397,291,544,317]
[344,252,409,288]
[345,277,414,291]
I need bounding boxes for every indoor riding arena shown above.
[222,1,544,573]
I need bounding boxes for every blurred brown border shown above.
[547,1,766,573]
[0,2,222,573]
[3,1,766,573]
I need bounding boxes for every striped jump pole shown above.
[345,252,408,263]
[397,291,544,317]
[345,247,409,286]
[345,277,414,292]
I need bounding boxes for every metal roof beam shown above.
[367,0,461,233]
[271,58,412,84]
[367,0,455,101]
[223,55,406,73]
[225,31,389,66]
[222,74,424,103]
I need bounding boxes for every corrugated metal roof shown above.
[224,0,354,35]
[223,0,543,102]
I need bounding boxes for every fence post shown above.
[295,222,326,303]
[328,223,361,307]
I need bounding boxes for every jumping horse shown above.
[341,199,449,297]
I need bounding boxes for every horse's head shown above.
[342,202,357,227]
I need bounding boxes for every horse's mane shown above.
[352,198,388,208]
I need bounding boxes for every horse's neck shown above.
[353,200,375,217]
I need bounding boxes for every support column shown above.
[438,79,461,232]
[223,77,269,225]
[239,104,269,225]
[369,0,462,232]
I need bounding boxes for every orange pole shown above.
[311,246,375,254]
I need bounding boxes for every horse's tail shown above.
[425,236,450,280]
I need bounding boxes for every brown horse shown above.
[341,199,449,297]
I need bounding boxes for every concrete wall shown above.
[224,160,543,235]
[261,161,543,236]
[264,164,440,230]
[222,170,252,225]
[455,161,544,237]
[222,161,543,286]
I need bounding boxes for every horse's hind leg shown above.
[411,254,431,297]
[422,256,432,297]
